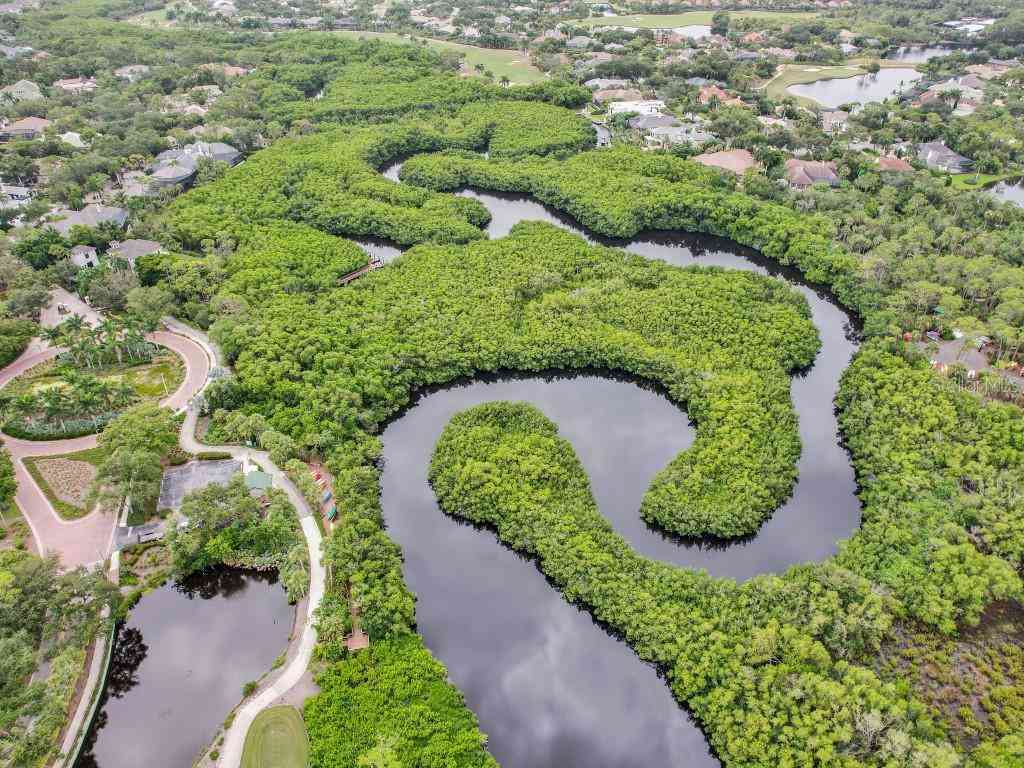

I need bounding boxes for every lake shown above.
[787,67,920,107]
[988,179,1024,208]
[885,46,974,63]
[75,569,294,768]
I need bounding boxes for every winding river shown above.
[374,163,861,766]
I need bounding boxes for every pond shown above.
[787,67,920,108]
[885,45,974,63]
[76,569,294,768]
[375,175,861,767]
[988,179,1024,208]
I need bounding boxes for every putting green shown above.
[240,706,310,768]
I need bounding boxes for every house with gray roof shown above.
[48,204,128,235]
[645,123,715,148]
[917,141,972,173]
[108,239,163,270]
[629,114,680,131]
[0,79,41,102]
[68,244,98,268]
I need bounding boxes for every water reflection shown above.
[76,570,293,768]
[787,67,920,108]
[885,45,974,63]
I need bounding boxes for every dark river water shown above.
[375,167,861,767]
[787,67,920,107]
[76,570,293,768]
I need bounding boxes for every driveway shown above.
[1,320,211,570]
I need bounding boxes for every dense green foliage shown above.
[429,401,956,767]
[303,634,496,768]
[166,475,309,601]
[214,222,817,549]
[161,99,593,249]
[0,550,118,767]
[399,147,876,319]
[0,319,35,370]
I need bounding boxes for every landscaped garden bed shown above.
[24,446,110,520]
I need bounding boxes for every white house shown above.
[608,100,666,116]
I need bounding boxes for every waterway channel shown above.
[76,569,293,768]
[375,162,862,767]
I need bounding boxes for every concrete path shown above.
[167,323,326,768]
[0,318,211,569]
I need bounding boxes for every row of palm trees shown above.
[42,315,155,369]
[0,367,138,434]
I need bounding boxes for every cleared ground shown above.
[333,31,546,83]
[240,705,310,768]
[575,10,817,28]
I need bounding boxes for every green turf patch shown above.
[241,706,310,768]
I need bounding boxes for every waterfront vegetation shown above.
[5,20,1015,767]
[165,475,310,602]
[0,550,119,767]
[304,635,496,768]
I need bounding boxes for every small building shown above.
[692,148,758,175]
[629,114,680,131]
[565,35,594,49]
[68,244,98,268]
[785,158,840,189]
[584,77,629,90]
[646,124,715,148]
[114,64,150,82]
[267,17,291,29]
[244,470,273,496]
[876,155,914,173]
[0,115,50,140]
[0,79,42,102]
[917,141,972,173]
[608,99,666,116]
[741,31,766,44]
[0,182,32,208]
[60,131,88,148]
[52,76,97,94]
[821,110,849,133]
[48,204,129,236]
[108,239,163,270]
[698,84,730,105]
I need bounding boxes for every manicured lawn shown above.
[24,445,109,521]
[6,353,185,401]
[762,63,866,106]
[575,10,817,28]
[333,31,545,83]
[241,706,310,768]
[950,172,1014,190]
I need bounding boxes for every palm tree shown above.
[42,326,65,348]
[13,393,38,425]
[500,76,510,88]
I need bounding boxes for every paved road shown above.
[168,324,326,768]
[0,319,211,570]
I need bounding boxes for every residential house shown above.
[68,244,98,268]
[108,239,163,270]
[298,16,322,29]
[201,62,250,78]
[607,99,666,116]
[876,155,914,172]
[584,77,629,90]
[629,114,680,131]
[191,84,223,101]
[52,76,97,94]
[917,141,972,173]
[0,182,31,208]
[59,131,88,148]
[566,35,594,49]
[758,116,794,130]
[698,84,743,107]
[837,29,857,43]
[821,110,849,133]
[733,51,760,62]
[49,204,128,236]
[148,141,242,189]
[764,47,798,60]
[645,123,715,148]
[593,88,643,104]
[785,158,840,188]
[267,17,291,29]
[0,79,42,102]
[114,64,150,82]
[839,43,859,55]
[0,116,50,140]
[692,149,758,175]
[741,31,765,44]
[0,44,32,59]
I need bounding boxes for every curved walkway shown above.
[0,323,211,569]
[168,323,325,768]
